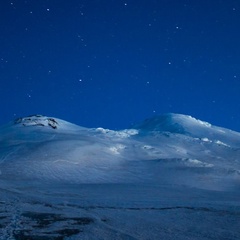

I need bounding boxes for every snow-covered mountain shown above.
[0,113,239,189]
[0,114,239,239]
[134,113,240,144]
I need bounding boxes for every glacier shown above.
[0,113,239,239]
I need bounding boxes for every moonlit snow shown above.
[0,114,239,239]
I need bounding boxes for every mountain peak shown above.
[10,114,84,133]
[14,115,59,129]
[133,113,212,135]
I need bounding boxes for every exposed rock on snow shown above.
[14,115,59,129]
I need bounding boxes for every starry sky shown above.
[1,0,240,131]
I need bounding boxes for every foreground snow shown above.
[0,113,239,239]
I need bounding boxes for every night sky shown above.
[1,0,240,131]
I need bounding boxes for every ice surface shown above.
[0,113,239,239]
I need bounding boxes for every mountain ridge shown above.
[2,112,239,134]
[0,113,239,188]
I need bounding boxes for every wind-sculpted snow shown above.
[0,113,240,239]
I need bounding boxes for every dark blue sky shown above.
[1,0,240,130]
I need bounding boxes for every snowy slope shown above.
[0,114,240,239]
[134,113,240,146]
[0,113,239,188]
